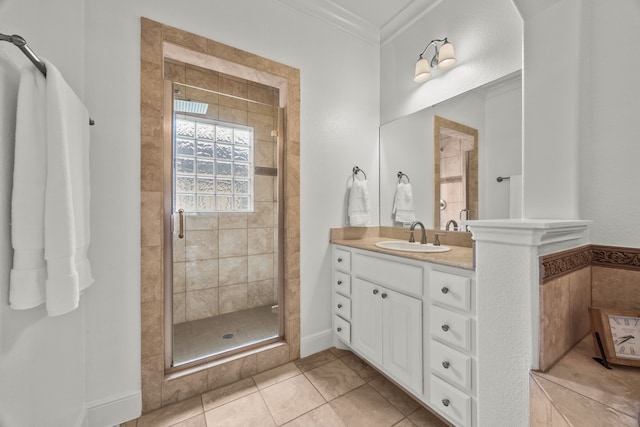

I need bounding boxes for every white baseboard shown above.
[87,390,141,427]
[300,328,333,358]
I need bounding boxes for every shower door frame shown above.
[162,79,285,372]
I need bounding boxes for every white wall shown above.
[482,78,522,220]
[0,1,88,426]
[580,0,640,247]
[380,0,522,124]
[82,0,380,417]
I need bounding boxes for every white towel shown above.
[392,182,415,224]
[348,177,370,226]
[10,59,94,316]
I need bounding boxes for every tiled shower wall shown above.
[538,245,640,371]
[165,59,279,323]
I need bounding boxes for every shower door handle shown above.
[178,209,185,239]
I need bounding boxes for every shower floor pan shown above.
[173,304,279,366]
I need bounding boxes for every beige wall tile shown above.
[140,135,162,192]
[248,279,276,308]
[248,82,277,105]
[186,213,218,231]
[164,59,186,83]
[161,371,208,406]
[255,175,276,202]
[141,245,163,303]
[219,283,248,314]
[568,267,591,344]
[140,18,162,65]
[173,261,186,294]
[173,232,186,262]
[219,213,247,229]
[207,353,258,390]
[249,202,275,229]
[255,139,276,168]
[185,65,219,93]
[140,61,163,118]
[186,288,218,321]
[219,229,248,257]
[539,276,571,371]
[248,228,274,255]
[139,395,203,427]
[185,230,218,261]
[173,293,186,324]
[141,192,162,247]
[219,256,248,286]
[248,254,274,282]
[141,300,164,359]
[218,105,248,125]
[141,116,163,138]
[141,354,164,413]
[185,259,219,291]
[257,344,290,373]
[592,266,640,310]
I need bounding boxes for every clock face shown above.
[608,314,640,360]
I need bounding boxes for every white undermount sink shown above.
[374,240,451,253]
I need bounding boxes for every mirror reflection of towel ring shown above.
[440,199,447,210]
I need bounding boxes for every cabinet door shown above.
[352,278,383,366]
[382,288,423,394]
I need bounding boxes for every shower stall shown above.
[163,59,284,368]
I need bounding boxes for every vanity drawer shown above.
[353,253,423,297]
[430,270,471,312]
[430,339,472,390]
[430,305,472,351]
[430,374,472,427]
[334,315,351,344]
[334,248,351,272]
[334,293,352,320]
[334,271,351,296]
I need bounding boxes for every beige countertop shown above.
[330,236,475,271]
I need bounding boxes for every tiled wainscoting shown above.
[533,244,640,425]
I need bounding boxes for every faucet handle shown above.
[433,233,445,246]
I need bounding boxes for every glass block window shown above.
[174,116,254,212]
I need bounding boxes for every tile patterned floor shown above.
[124,347,450,427]
[173,305,279,366]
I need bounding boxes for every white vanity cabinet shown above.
[332,244,476,427]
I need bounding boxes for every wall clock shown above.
[588,306,640,368]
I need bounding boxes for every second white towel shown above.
[393,182,415,224]
[348,177,370,226]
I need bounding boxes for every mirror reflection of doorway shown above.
[434,116,478,231]
[163,68,284,369]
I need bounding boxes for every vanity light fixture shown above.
[414,38,456,83]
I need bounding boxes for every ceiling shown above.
[277,0,442,44]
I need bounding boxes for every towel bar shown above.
[1,32,95,126]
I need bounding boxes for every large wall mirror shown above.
[379,70,522,230]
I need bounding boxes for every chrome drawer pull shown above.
[337,327,342,332]
[337,303,343,309]
[441,286,449,294]
[337,257,343,263]
[442,361,450,369]
[373,289,379,295]
[442,398,450,407]
[337,280,343,285]
[381,293,388,299]
[441,324,450,332]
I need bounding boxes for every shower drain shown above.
[222,333,234,340]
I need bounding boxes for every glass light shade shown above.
[414,57,432,82]
[437,41,456,69]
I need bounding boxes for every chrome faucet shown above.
[409,221,427,244]
[445,220,458,231]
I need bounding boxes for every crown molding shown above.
[277,0,379,45]
[380,0,444,45]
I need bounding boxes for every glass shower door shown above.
[164,76,283,369]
